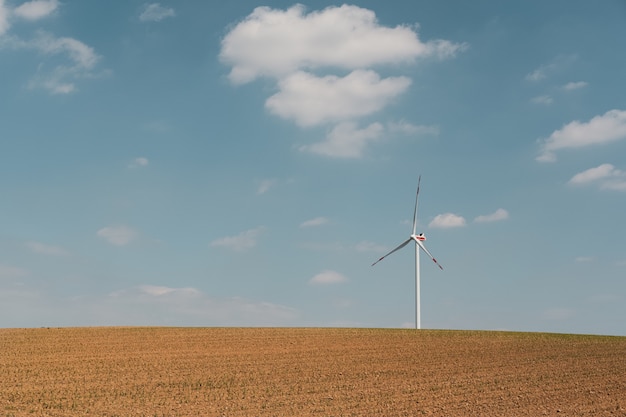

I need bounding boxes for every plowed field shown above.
[1,327,625,416]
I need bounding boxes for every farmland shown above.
[1,327,625,416]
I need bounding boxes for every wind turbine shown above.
[372,176,443,329]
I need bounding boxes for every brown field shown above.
[1,327,625,416]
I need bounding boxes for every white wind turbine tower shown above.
[372,176,443,329]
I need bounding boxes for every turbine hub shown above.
[412,233,426,241]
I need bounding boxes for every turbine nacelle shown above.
[411,233,426,242]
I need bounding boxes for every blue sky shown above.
[1,0,625,335]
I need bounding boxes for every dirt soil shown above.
[1,327,625,416]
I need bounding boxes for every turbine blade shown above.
[412,175,421,235]
[415,239,443,270]
[372,238,412,266]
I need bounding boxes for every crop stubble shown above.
[1,327,625,416]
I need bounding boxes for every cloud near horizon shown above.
[1,284,299,327]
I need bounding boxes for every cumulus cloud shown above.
[300,217,329,228]
[13,0,58,20]
[139,3,175,22]
[474,208,509,223]
[300,121,384,158]
[568,163,626,191]
[220,4,465,159]
[220,4,465,84]
[0,0,57,33]
[428,213,466,229]
[211,227,265,251]
[25,241,69,256]
[97,226,138,246]
[537,109,626,162]
[85,285,299,326]
[0,282,300,327]
[266,70,411,127]
[309,270,348,285]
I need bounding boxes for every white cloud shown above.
[129,157,149,168]
[428,213,466,229]
[132,285,200,297]
[25,241,69,256]
[97,226,138,246]
[220,4,465,84]
[537,109,626,162]
[220,4,466,159]
[531,95,553,105]
[266,70,411,127]
[525,55,577,82]
[300,121,384,159]
[0,0,103,95]
[474,208,509,223]
[211,226,265,251]
[139,3,175,22]
[526,67,550,82]
[0,0,9,35]
[309,270,348,285]
[300,217,329,228]
[569,163,617,184]
[102,285,299,326]
[563,81,588,91]
[568,163,626,191]
[13,0,58,20]
[256,179,276,195]
[33,33,99,69]
[11,31,103,94]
